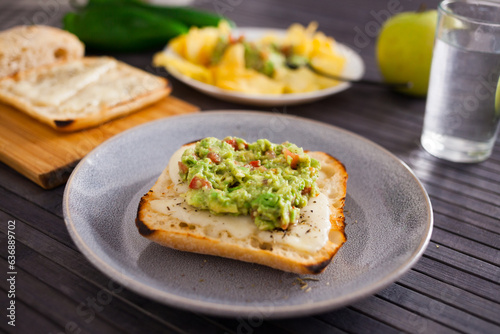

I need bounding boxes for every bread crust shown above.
[136,147,347,275]
[0,57,170,131]
[0,25,84,78]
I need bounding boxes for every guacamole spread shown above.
[178,137,321,231]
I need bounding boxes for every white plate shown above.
[162,27,365,106]
[63,111,432,319]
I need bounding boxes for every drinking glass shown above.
[421,0,500,163]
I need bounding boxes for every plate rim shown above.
[161,26,365,105]
[63,110,433,318]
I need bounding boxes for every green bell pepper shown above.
[64,5,189,52]
[64,0,234,52]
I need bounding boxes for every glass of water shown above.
[421,0,500,163]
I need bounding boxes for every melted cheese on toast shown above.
[148,145,331,253]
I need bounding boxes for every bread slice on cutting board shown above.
[0,56,170,131]
[0,25,84,78]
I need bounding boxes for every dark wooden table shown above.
[1,0,499,333]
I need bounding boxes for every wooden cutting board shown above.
[0,96,199,189]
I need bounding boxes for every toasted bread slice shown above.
[0,56,170,131]
[0,25,84,78]
[136,144,347,275]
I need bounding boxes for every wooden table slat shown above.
[430,197,500,234]
[433,212,500,249]
[377,283,500,333]
[414,257,500,303]
[351,295,458,334]
[0,186,74,248]
[0,237,200,334]
[0,256,124,334]
[410,161,500,196]
[270,317,348,334]
[316,306,403,334]
[429,229,500,268]
[425,185,500,219]
[425,240,500,281]
[0,291,61,334]
[0,164,65,214]
[399,270,500,325]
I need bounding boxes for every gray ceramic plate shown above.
[63,111,433,319]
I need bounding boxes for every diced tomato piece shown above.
[189,176,212,189]
[224,138,238,150]
[207,152,221,164]
[249,160,261,168]
[224,137,248,150]
[282,147,299,169]
[178,161,188,174]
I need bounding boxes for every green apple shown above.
[376,9,438,97]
